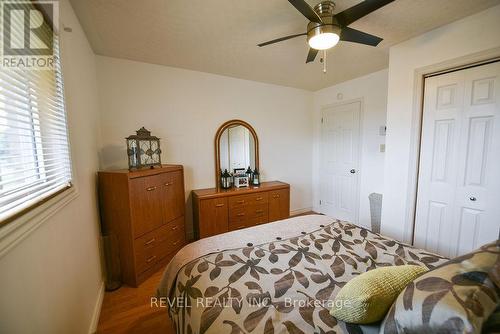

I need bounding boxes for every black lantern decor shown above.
[126,127,162,170]
[245,166,253,183]
[252,168,260,186]
[221,169,232,189]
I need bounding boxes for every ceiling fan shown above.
[258,0,394,68]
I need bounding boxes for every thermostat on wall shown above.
[379,126,387,136]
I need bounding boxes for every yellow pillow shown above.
[330,265,428,324]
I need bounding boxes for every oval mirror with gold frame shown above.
[215,120,259,187]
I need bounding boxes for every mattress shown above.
[158,215,447,334]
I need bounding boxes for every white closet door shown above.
[452,62,500,256]
[415,62,500,257]
[320,101,361,222]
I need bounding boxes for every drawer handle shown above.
[256,197,263,201]
[146,186,157,192]
[237,213,245,217]
[255,210,264,214]
[172,240,180,246]
[144,238,156,246]
[164,182,172,186]
[146,255,157,263]
[171,225,178,231]
[273,195,280,199]
[215,203,225,208]
[237,200,245,204]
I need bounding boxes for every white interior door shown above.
[320,101,361,222]
[415,61,500,257]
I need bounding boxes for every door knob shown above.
[350,169,356,174]
[469,197,477,202]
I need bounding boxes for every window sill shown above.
[0,186,79,258]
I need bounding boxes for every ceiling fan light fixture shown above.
[308,32,339,50]
[307,20,341,51]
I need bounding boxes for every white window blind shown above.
[0,34,72,223]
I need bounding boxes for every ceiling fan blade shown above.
[334,0,394,27]
[258,33,307,47]
[288,0,322,23]
[340,27,383,46]
[306,48,319,63]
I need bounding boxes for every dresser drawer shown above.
[134,231,160,274]
[157,217,186,258]
[228,195,247,209]
[229,192,269,208]
[247,203,268,219]
[228,210,251,230]
[228,220,253,231]
[248,193,269,206]
[228,204,269,230]
[248,215,268,227]
[134,217,185,274]
[228,214,267,231]
[229,207,247,223]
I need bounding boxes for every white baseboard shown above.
[88,280,105,334]
[290,207,313,216]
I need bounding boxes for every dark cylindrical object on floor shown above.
[102,234,122,291]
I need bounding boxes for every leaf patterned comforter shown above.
[158,215,447,334]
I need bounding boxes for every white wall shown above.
[312,70,388,228]
[0,1,103,333]
[382,5,500,243]
[96,56,314,238]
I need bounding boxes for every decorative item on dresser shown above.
[126,127,162,170]
[192,181,290,239]
[98,165,186,287]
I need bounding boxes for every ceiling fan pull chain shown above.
[323,50,327,74]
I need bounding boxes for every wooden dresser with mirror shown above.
[98,165,186,287]
[193,120,291,239]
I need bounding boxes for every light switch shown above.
[380,144,386,153]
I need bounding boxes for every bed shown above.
[157,215,448,334]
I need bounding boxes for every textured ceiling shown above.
[69,0,500,91]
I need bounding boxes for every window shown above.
[0,35,72,224]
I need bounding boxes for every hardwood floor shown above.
[96,211,318,333]
[96,268,174,334]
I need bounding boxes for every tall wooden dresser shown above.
[98,165,186,287]
[193,181,290,239]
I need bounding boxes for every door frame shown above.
[319,98,364,224]
[404,47,500,245]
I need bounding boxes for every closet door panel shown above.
[414,71,464,256]
[450,62,500,256]
[415,62,500,257]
